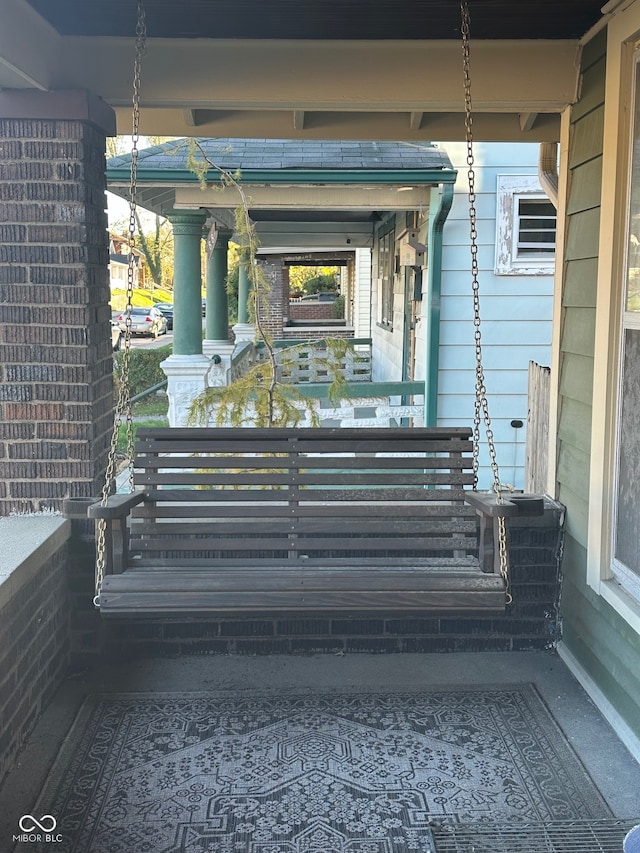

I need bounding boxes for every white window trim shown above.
[587,5,640,634]
[608,49,640,609]
[495,174,556,275]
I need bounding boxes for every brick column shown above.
[257,259,285,339]
[0,91,116,515]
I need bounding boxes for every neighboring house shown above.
[106,141,554,485]
[369,142,555,489]
[108,233,144,290]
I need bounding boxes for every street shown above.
[112,311,205,350]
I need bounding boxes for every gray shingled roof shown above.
[108,138,453,172]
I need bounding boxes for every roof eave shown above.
[107,167,459,187]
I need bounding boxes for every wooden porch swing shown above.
[89,1,544,618]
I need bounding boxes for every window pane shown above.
[615,328,640,574]
[519,231,556,244]
[626,62,640,311]
[377,226,394,326]
[520,217,555,229]
[516,198,556,260]
[519,201,556,217]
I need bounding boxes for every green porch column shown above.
[161,209,210,427]
[205,227,232,342]
[167,209,207,355]
[233,249,255,344]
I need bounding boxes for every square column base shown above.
[160,354,213,427]
[203,339,235,361]
[232,323,255,345]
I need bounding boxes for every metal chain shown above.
[94,0,146,607]
[460,1,511,603]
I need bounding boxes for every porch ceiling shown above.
[23,1,604,41]
[3,0,607,141]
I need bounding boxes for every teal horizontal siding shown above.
[440,321,552,346]
[434,270,555,297]
[439,344,552,370]
[440,295,553,322]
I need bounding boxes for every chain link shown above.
[460,1,510,603]
[95,0,146,607]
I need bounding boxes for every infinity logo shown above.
[19,815,57,833]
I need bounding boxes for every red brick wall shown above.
[281,328,354,340]
[0,529,71,783]
[257,260,285,339]
[0,119,113,513]
[289,301,335,321]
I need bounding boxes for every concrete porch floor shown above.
[1,650,639,846]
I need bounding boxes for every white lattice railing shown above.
[207,383,425,429]
[251,339,372,384]
[207,398,424,428]
[277,343,371,384]
[229,341,256,382]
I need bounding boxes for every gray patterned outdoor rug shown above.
[26,686,610,853]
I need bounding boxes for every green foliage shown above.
[288,266,339,296]
[132,395,168,417]
[188,360,319,428]
[114,345,171,398]
[187,338,351,428]
[116,418,167,454]
[110,286,173,311]
[135,213,174,286]
[304,272,338,295]
[226,258,239,324]
[331,295,345,319]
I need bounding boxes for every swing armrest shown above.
[88,492,146,520]
[466,492,545,576]
[465,491,544,517]
[464,492,520,518]
[88,493,146,577]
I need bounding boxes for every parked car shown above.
[299,292,339,302]
[117,306,168,338]
[111,321,123,351]
[202,298,207,316]
[154,302,174,330]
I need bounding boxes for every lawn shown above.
[116,417,168,454]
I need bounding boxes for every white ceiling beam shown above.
[0,21,579,141]
[0,0,60,90]
[183,108,197,127]
[56,38,581,117]
[127,108,561,142]
[519,112,538,132]
[253,229,373,250]
[173,184,433,210]
[255,221,373,234]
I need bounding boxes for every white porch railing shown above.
[205,380,425,429]
[229,340,256,383]
[255,338,372,384]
